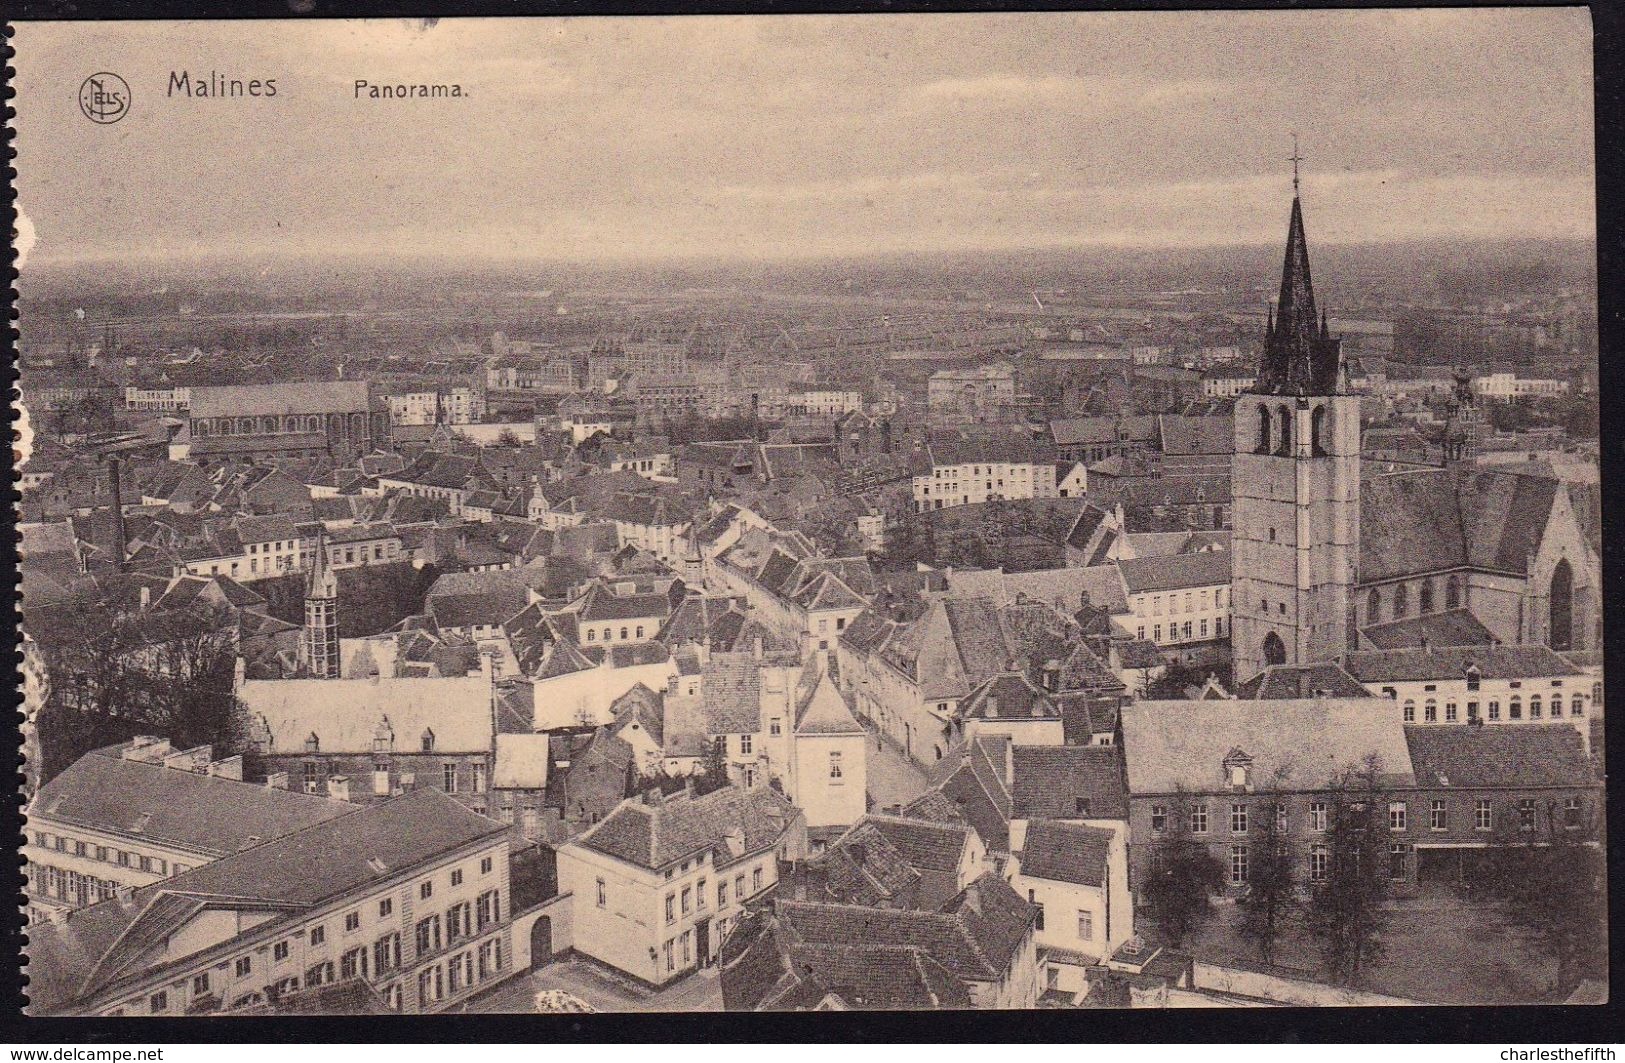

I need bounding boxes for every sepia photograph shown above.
[9,7,1607,1025]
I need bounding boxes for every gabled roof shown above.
[1117,549,1231,594]
[573,784,796,870]
[1019,819,1113,887]
[1235,662,1370,700]
[794,665,864,736]
[1011,744,1128,820]
[1343,645,1582,684]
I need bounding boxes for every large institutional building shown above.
[1232,189,1601,683]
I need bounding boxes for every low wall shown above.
[1192,960,1422,1007]
[510,892,575,973]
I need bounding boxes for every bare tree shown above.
[1483,799,1607,994]
[1142,790,1226,949]
[1237,782,1299,967]
[1305,755,1390,985]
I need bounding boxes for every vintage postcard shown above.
[12,10,1604,1020]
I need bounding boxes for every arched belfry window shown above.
[1420,580,1435,615]
[1256,408,1272,455]
[1393,584,1410,618]
[1445,575,1462,611]
[1367,588,1382,623]
[1311,405,1328,457]
[1276,407,1292,455]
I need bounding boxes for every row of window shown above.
[600,865,765,912]
[1137,618,1225,644]
[414,890,502,957]
[1150,796,1585,835]
[1146,589,1228,616]
[584,624,649,642]
[29,865,121,908]
[299,760,487,795]
[30,833,184,878]
[1401,694,1585,723]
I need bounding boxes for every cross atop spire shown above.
[1289,134,1303,195]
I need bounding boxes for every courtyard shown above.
[1179,894,1571,1005]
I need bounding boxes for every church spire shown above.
[1254,160,1342,396]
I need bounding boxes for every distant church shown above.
[1230,181,1599,682]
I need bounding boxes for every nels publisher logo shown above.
[78,72,130,124]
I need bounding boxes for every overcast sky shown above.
[13,10,1595,265]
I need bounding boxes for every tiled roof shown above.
[575,784,796,870]
[961,672,1058,721]
[1358,608,1496,651]
[794,666,864,736]
[703,653,762,735]
[1157,415,1233,457]
[1011,745,1128,819]
[1019,819,1113,887]
[1343,645,1581,684]
[860,814,972,874]
[1404,724,1595,789]
[1235,663,1370,700]
[30,746,354,858]
[774,871,1034,983]
[1119,699,1414,794]
[1359,467,1560,581]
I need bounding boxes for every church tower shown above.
[301,533,341,679]
[1231,176,1362,682]
[1442,368,1479,465]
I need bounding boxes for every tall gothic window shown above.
[1311,405,1328,457]
[1367,588,1382,623]
[1256,408,1272,455]
[1276,407,1292,455]
[1445,575,1462,611]
[1419,580,1435,615]
[1393,584,1409,618]
[1550,559,1574,651]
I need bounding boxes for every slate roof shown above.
[27,789,505,1014]
[575,785,796,870]
[1359,467,1561,581]
[1019,819,1113,887]
[1119,699,1415,794]
[794,666,864,736]
[1117,550,1231,594]
[1157,415,1233,457]
[1011,745,1129,820]
[30,745,354,858]
[1357,609,1498,651]
[1343,645,1582,684]
[1404,724,1595,789]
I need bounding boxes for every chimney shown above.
[724,826,746,857]
[1042,660,1061,693]
[139,585,151,611]
[1003,741,1014,787]
[208,755,244,781]
[963,881,982,915]
[753,636,764,661]
[234,656,247,691]
[328,775,351,803]
[265,771,290,791]
[163,745,212,773]
[985,695,1000,719]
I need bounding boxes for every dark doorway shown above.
[696,919,712,967]
[1550,559,1573,651]
[530,916,552,969]
[1262,631,1287,667]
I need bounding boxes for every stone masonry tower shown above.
[1231,178,1362,682]
[301,533,341,679]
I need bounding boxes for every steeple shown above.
[301,533,340,678]
[1255,177,1343,396]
